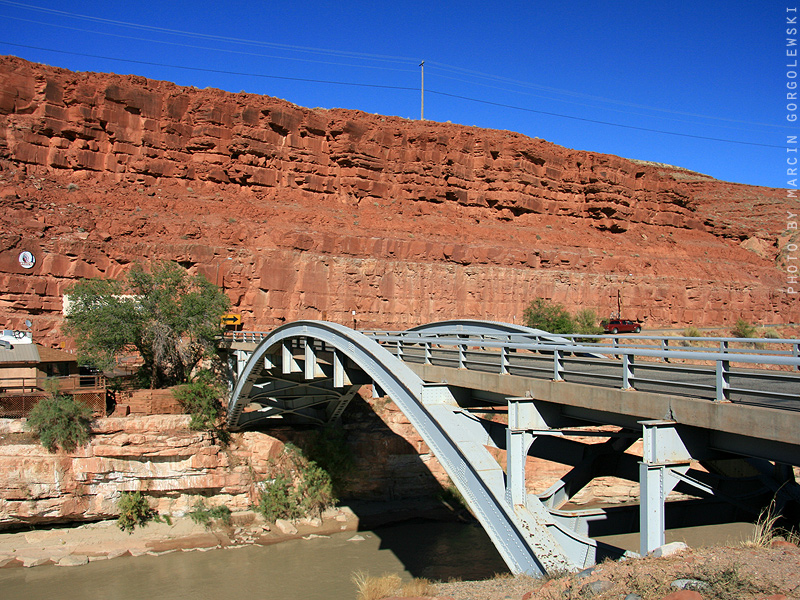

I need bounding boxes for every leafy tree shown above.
[64,261,230,388]
[26,390,93,452]
[522,298,575,333]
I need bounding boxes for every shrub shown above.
[573,309,603,336]
[523,298,575,333]
[683,326,702,338]
[301,425,354,496]
[188,498,232,529]
[257,472,297,522]
[117,491,158,533]
[763,328,780,339]
[173,369,225,431]
[255,444,335,521]
[26,392,93,452]
[731,318,757,339]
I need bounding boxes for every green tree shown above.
[523,298,575,333]
[65,261,230,388]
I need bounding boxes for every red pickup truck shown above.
[603,319,642,334]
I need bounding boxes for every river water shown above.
[0,520,509,600]
[0,517,757,600]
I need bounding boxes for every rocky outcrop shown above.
[0,55,796,342]
[0,401,456,528]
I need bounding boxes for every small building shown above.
[0,330,106,417]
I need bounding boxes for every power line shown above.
[0,42,783,149]
[427,89,785,149]
[427,68,789,134]
[1,15,417,74]
[0,43,417,92]
[427,60,787,131]
[0,0,784,134]
[0,0,415,65]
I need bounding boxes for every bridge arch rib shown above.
[226,320,616,576]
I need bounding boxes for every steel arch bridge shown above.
[225,319,800,577]
[227,320,624,576]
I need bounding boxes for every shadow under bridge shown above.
[226,320,623,577]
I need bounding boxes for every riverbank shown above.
[433,541,800,599]
[0,510,798,599]
[0,507,360,568]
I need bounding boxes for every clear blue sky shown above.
[0,0,796,188]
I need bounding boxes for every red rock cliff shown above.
[0,56,795,341]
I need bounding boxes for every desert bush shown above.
[255,444,335,522]
[172,369,225,431]
[26,392,93,452]
[573,309,603,335]
[117,491,158,533]
[523,298,575,333]
[683,326,702,338]
[763,328,780,339]
[731,318,757,339]
[301,425,354,496]
[188,498,232,529]
[523,298,606,336]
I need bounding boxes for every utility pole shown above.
[419,60,424,120]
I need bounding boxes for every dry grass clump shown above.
[743,502,800,549]
[352,571,401,600]
[351,571,435,600]
[744,504,782,548]
[400,577,436,597]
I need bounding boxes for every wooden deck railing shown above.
[0,374,107,417]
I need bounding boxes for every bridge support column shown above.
[639,420,692,556]
[506,397,548,507]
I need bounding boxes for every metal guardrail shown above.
[366,332,800,407]
[223,330,800,408]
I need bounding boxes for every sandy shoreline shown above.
[0,507,360,568]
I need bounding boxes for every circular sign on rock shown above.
[18,251,35,269]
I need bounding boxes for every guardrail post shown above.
[715,359,730,402]
[720,340,729,353]
[424,341,432,365]
[661,338,670,362]
[553,349,565,381]
[458,344,467,369]
[794,343,799,371]
[396,339,403,361]
[622,353,635,390]
[500,345,509,375]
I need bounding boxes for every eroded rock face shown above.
[0,55,796,341]
[0,407,455,528]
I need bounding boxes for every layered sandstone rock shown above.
[0,55,796,342]
[0,402,455,528]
